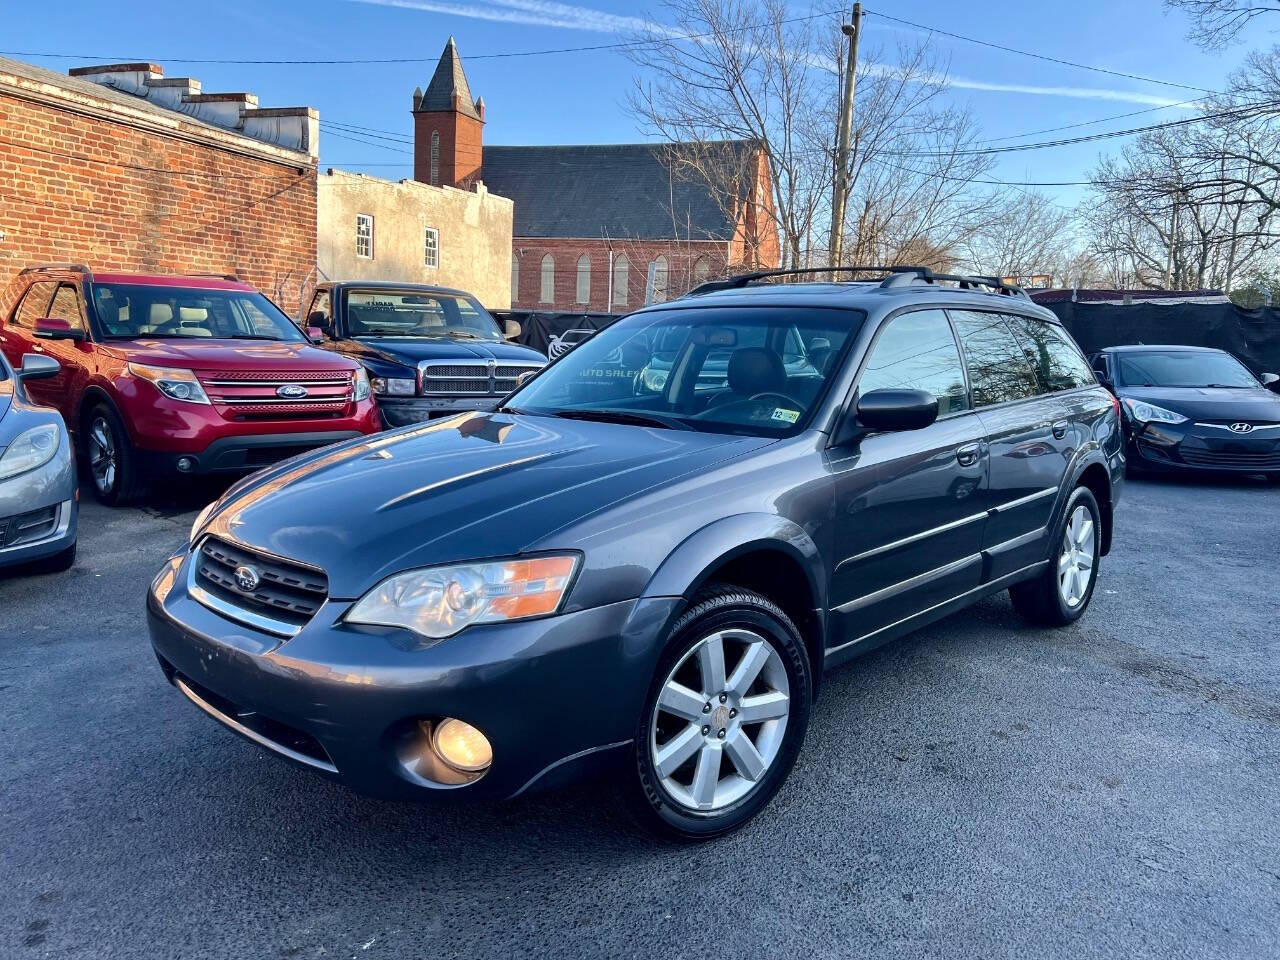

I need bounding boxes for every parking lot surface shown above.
[2,475,1278,959]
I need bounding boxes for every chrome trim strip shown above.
[186,558,302,638]
[1197,421,1280,432]
[201,379,351,387]
[834,553,982,614]
[213,396,350,405]
[985,525,1047,556]
[990,487,1058,513]
[836,511,987,571]
[174,676,338,773]
[511,739,632,798]
[826,559,1050,656]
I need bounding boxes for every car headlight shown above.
[128,363,211,404]
[346,554,579,639]
[0,423,60,481]
[190,501,217,545]
[370,376,416,396]
[640,367,668,393]
[353,368,371,402]
[1122,398,1188,425]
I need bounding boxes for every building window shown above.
[356,214,374,259]
[575,254,591,305]
[540,254,555,303]
[647,255,669,304]
[430,131,440,186]
[424,226,439,268]
[612,255,629,309]
[511,256,519,302]
[693,256,711,286]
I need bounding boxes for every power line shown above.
[975,97,1210,145]
[863,8,1221,95]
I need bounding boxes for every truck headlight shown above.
[1121,398,1187,425]
[353,368,371,401]
[346,554,579,639]
[0,423,60,480]
[370,377,416,396]
[128,363,211,404]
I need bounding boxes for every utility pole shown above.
[828,2,862,271]
[1165,190,1180,289]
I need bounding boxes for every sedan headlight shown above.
[370,376,416,396]
[0,423,60,481]
[353,368,371,402]
[1122,398,1188,425]
[346,554,579,639]
[128,363,210,404]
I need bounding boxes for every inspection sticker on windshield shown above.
[771,408,800,424]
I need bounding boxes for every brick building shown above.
[410,42,779,313]
[0,57,319,315]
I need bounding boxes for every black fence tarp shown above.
[495,311,620,359]
[1045,301,1280,375]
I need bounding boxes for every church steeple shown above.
[413,37,485,189]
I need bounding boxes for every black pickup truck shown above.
[303,282,547,427]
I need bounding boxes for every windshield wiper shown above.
[551,409,693,431]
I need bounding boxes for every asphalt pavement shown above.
[2,473,1278,959]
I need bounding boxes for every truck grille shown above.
[418,361,543,396]
[193,536,328,632]
[196,369,353,419]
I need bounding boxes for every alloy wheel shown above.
[649,628,790,812]
[1057,504,1096,608]
[88,417,117,495]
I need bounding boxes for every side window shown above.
[1090,353,1110,380]
[307,290,331,326]
[949,310,1040,407]
[12,281,58,328]
[1005,315,1095,392]
[47,284,86,331]
[858,310,969,416]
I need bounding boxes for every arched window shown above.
[510,256,519,303]
[647,255,669,304]
[575,254,591,305]
[539,254,555,303]
[693,257,711,286]
[612,255,630,309]
[430,131,440,185]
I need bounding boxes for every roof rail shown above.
[684,264,1030,300]
[187,273,242,282]
[19,263,93,277]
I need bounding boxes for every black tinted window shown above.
[950,310,1040,407]
[1005,315,1094,391]
[13,281,57,328]
[859,310,968,415]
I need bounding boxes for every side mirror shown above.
[306,325,326,342]
[1262,372,1279,393]
[307,312,331,336]
[504,318,522,341]
[34,318,84,342]
[18,353,60,381]
[856,389,939,432]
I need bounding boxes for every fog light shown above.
[176,457,195,473]
[432,718,492,772]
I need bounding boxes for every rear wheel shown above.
[1010,486,1102,627]
[625,586,811,840]
[84,404,147,506]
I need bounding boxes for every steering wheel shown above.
[749,391,805,409]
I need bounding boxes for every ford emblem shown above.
[277,384,309,399]
[233,565,262,592]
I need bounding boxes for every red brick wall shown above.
[414,110,483,189]
[0,89,317,315]
[511,238,733,313]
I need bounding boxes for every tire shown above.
[23,542,76,575]
[83,403,147,506]
[624,585,812,841]
[1010,486,1102,627]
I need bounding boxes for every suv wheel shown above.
[626,585,811,840]
[84,404,146,506]
[1010,486,1102,627]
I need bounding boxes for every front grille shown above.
[195,536,328,629]
[196,369,353,419]
[0,504,59,547]
[418,361,543,396]
[1180,447,1280,469]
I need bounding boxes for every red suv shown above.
[0,265,380,504]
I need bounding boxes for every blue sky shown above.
[4,0,1264,209]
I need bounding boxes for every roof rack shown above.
[186,273,242,282]
[684,265,1030,300]
[19,263,93,277]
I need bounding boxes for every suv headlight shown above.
[1122,398,1187,425]
[370,376,416,396]
[353,368,371,402]
[346,554,579,639]
[128,363,210,404]
[0,423,60,480]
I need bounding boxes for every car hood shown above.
[1117,385,1280,422]
[343,337,546,368]
[202,413,773,597]
[102,339,360,371]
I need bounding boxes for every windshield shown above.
[345,290,503,341]
[505,306,861,436]
[1116,350,1259,389]
[92,283,304,342]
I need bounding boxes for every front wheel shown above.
[84,404,147,506]
[1010,486,1102,627]
[625,585,812,840]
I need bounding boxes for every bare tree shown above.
[958,190,1073,279]
[1165,0,1280,49]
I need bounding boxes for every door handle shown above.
[956,442,981,467]
[1051,420,1069,439]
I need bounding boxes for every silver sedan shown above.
[0,353,78,573]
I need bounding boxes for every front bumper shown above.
[1127,421,1280,473]
[136,430,367,476]
[147,550,679,800]
[0,427,78,569]
[377,395,503,428]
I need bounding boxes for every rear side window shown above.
[949,310,1040,407]
[12,281,57,328]
[1005,315,1095,391]
[858,310,969,416]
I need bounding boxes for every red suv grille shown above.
[196,369,353,420]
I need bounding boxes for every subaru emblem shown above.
[1229,422,1253,434]
[277,384,308,399]
[233,565,262,592]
